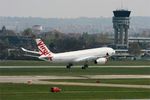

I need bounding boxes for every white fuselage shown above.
[22,39,115,66]
[46,47,115,63]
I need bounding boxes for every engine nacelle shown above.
[94,58,107,64]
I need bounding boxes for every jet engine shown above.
[94,58,107,64]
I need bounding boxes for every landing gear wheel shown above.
[82,64,88,69]
[66,65,71,69]
[66,63,73,69]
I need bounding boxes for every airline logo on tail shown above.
[36,39,53,61]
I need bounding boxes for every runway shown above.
[0,75,150,89]
[0,65,150,68]
[0,65,150,89]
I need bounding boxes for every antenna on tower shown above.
[121,0,123,9]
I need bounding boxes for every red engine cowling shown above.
[94,58,107,64]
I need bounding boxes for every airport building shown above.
[112,9,131,49]
[111,9,150,60]
[32,25,43,34]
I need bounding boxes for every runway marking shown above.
[33,81,150,89]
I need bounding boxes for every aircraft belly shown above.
[52,56,76,63]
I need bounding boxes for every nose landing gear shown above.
[66,63,88,69]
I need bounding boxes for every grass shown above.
[0,60,150,66]
[0,67,150,75]
[0,83,150,100]
[0,60,51,66]
[42,79,150,85]
[0,60,150,99]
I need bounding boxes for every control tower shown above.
[113,9,131,48]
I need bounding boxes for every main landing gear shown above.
[82,64,88,69]
[66,63,88,69]
[66,63,73,69]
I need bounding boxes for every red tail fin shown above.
[36,39,53,60]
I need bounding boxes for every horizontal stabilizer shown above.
[23,54,40,58]
[39,55,48,59]
[21,47,39,55]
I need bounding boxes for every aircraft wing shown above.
[74,56,97,62]
[21,47,39,55]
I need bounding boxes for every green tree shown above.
[22,28,35,38]
[128,42,141,56]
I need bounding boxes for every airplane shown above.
[21,39,115,69]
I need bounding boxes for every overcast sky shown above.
[0,0,149,18]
